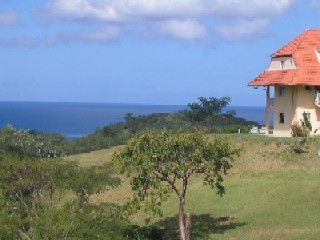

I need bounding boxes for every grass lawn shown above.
[64,134,320,240]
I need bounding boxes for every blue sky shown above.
[1,0,320,106]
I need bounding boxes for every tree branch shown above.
[15,192,30,215]
[181,174,188,201]
[153,169,180,197]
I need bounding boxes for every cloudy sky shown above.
[1,0,319,106]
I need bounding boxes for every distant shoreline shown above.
[0,100,264,108]
[0,102,267,139]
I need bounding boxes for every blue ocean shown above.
[0,102,266,139]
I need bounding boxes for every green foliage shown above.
[186,97,233,121]
[289,138,310,154]
[67,97,256,155]
[113,130,238,208]
[0,125,67,158]
[302,111,312,131]
[0,158,66,239]
[291,112,312,137]
[26,203,132,240]
[113,130,239,240]
[62,163,121,205]
[0,154,128,239]
[291,121,306,137]
[0,97,257,156]
[66,112,197,154]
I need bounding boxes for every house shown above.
[248,29,320,137]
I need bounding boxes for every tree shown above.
[113,131,239,240]
[186,96,235,122]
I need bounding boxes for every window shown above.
[305,86,311,91]
[280,60,285,69]
[279,87,286,96]
[279,113,285,124]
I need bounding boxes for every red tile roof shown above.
[249,29,320,86]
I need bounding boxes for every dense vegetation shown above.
[0,129,166,239]
[0,125,68,158]
[0,97,257,156]
[67,97,257,154]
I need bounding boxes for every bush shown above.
[0,125,67,158]
[291,121,309,137]
[0,155,127,239]
[289,138,310,154]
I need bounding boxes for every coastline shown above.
[0,102,266,139]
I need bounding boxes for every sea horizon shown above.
[0,101,267,139]
[0,100,264,107]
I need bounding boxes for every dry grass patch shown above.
[63,146,121,166]
[212,134,320,173]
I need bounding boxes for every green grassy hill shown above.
[64,134,320,240]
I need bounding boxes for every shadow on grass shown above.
[151,214,247,240]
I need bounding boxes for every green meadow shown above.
[65,134,320,240]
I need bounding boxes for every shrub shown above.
[291,121,307,137]
[289,138,310,154]
[0,125,67,158]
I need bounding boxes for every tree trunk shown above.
[178,202,192,240]
[185,212,192,240]
[178,201,186,240]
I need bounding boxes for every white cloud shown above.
[0,11,19,27]
[215,18,270,41]
[34,0,297,42]
[157,19,207,40]
[41,0,296,21]
[40,0,122,21]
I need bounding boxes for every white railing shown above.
[315,92,320,106]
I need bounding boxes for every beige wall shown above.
[295,86,320,135]
[273,86,294,137]
[272,85,320,136]
[268,57,296,70]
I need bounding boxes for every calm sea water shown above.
[0,102,267,139]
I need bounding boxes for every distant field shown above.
[64,134,320,240]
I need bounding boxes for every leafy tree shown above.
[113,131,239,240]
[186,96,235,122]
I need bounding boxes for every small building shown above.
[249,29,320,137]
